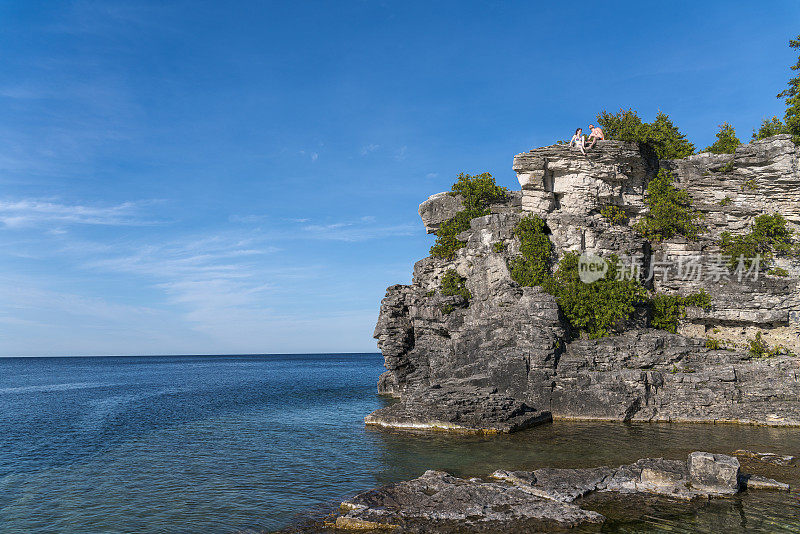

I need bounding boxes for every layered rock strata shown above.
[372,136,800,430]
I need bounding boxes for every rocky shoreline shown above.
[371,136,800,433]
[318,136,800,533]
[328,451,790,532]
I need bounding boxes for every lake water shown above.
[0,354,798,533]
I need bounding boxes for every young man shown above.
[587,124,605,149]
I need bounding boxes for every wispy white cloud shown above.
[360,143,380,156]
[0,198,159,228]
[229,214,268,224]
[300,220,417,241]
[83,231,305,333]
[0,192,409,353]
[297,150,319,162]
[0,274,212,356]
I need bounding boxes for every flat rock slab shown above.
[739,474,791,491]
[365,385,552,434]
[330,452,790,532]
[495,454,746,502]
[494,467,614,503]
[334,470,605,532]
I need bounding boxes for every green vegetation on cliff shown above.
[507,213,714,338]
[549,253,649,339]
[508,218,649,339]
[634,169,704,241]
[719,213,794,269]
[650,290,712,334]
[751,35,800,144]
[596,109,695,159]
[777,34,800,145]
[753,116,787,141]
[507,215,552,287]
[599,205,628,225]
[747,331,795,358]
[430,173,507,259]
[704,123,741,154]
[439,269,471,314]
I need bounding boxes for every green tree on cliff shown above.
[752,116,787,141]
[777,34,800,144]
[704,122,740,154]
[753,35,800,143]
[596,109,695,159]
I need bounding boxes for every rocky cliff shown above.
[370,135,800,431]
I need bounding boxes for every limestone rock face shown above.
[372,136,800,432]
[418,192,463,234]
[513,141,656,218]
[666,134,800,231]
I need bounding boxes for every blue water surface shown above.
[1,354,798,534]
[0,354,387,533]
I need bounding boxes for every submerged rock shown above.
[733,449,798,467]
[329,452,790,532]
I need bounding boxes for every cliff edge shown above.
[370,135,800,432]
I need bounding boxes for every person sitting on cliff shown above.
[569,128,586,154]
[587,124,605,149]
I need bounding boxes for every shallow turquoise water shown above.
[0,354,798,533]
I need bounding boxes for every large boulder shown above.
[688,452,740,495]
[418,192,463,234]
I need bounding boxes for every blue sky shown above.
[1,1,798,356]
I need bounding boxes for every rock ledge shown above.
[330,452,789,532]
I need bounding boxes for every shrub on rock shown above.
[704,123,741,154]
[508,215,553,287]
[719,213,794,269]
[430,173,507,259]
[439,269,471,314]
[596,109,695,159]
[752,116,787,141]
[651,290,712,334]
[548,253,649,339]
[635,169,704,241]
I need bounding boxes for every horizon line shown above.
[0,351,382,359]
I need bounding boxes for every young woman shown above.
[569,128,586,154]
